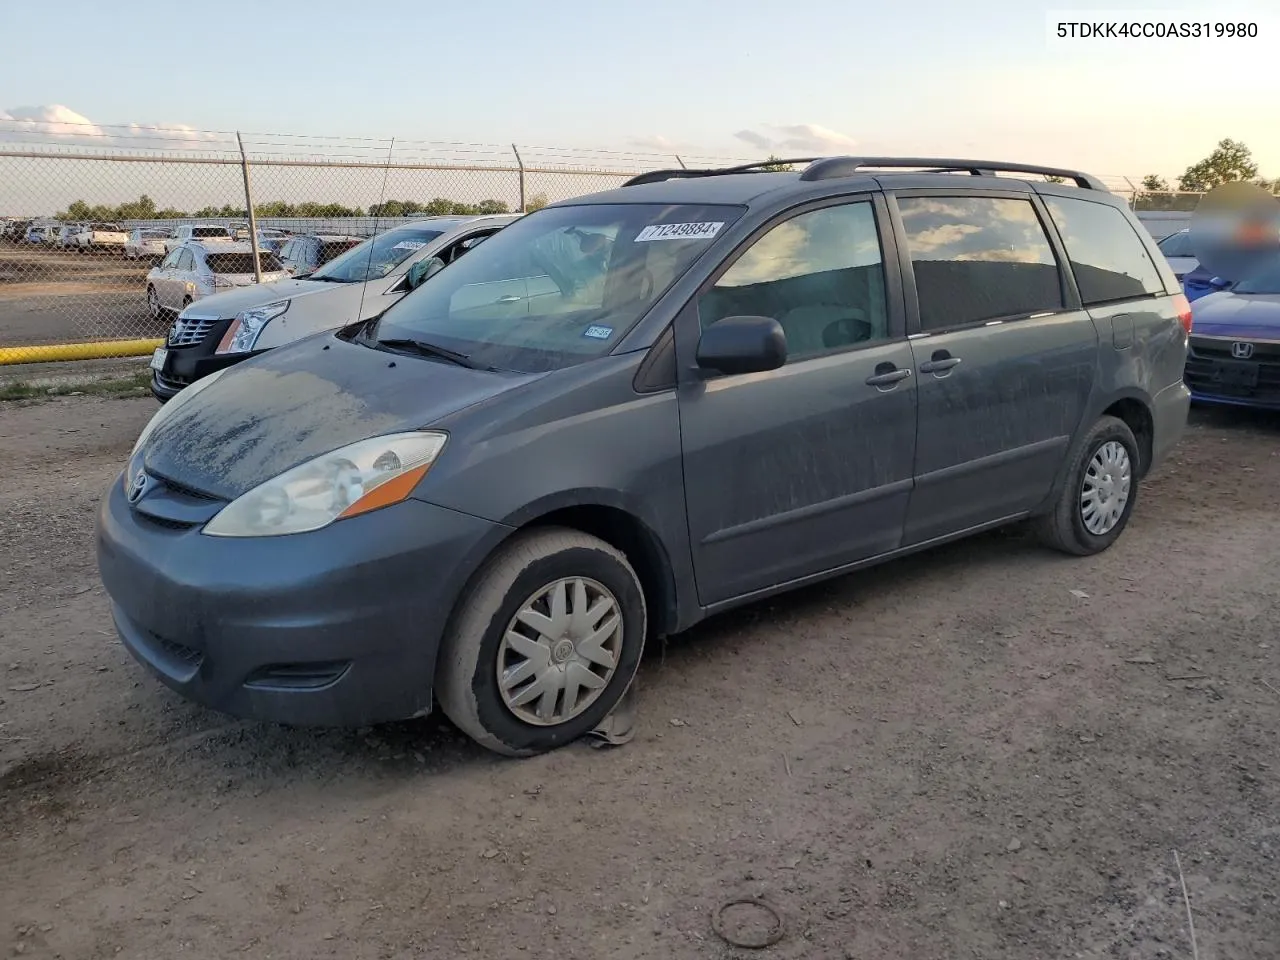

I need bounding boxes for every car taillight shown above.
[1173,293,1192,335]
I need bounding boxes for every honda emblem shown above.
[1231,341,1255,360]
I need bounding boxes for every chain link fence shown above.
[0,131,748,362]
[0,125,1203,363]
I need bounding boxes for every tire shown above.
[435,527,647,757]
[1035,415,1139,556]
[146,286,167,320]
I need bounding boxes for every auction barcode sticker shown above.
[635,222,725,242]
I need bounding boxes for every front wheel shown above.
[1035,415,1139,556]
[435,528,647,757]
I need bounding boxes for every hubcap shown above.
[497,576,623,726]
[1080,440,1132,536]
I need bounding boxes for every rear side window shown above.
[192,226,228,238]
[1157,231,1192,258]
[1042,196,1166,305]
[897,196,1063,331]
[206,252,285,274]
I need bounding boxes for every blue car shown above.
[1182,264,1227,302]
[1184,259,1280,409]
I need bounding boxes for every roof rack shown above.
[621,156,1107,192]
[621,158,821,187]
[797,157,1107,191]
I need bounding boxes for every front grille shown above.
[1189,336,1280,361]
[157,637,203,667]
[137,514,196,531]
[154,370,193,388]
[168,315,219,347]
[151,472,219,502]
[1185,354,1280,401]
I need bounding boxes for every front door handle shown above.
[494,295,523,303]
[865,364,912,388]
[919,350,962,375]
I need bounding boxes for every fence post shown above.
[674,155,687,169]
[236,132,263,282]
[512,144,526,213]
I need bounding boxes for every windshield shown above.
[310,226,444,282]
[318,239,362,265]
[206,252,285,274]
[1233,260,1280,295]
[372,202,744,373]
[192,226,229,238]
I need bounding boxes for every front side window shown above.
[311,226,444,282]
[699,201,889,359]
[161,250,181,269]
[371,202,744,373]
[898,196,1064,331]
[177,249,195,271]
[1043,195,1166,305]
[191,226,229,239]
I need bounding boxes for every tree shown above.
[1141,174,1170,192]
[760,155,795,172]
[1043,175,1065,184]
[524,192,550,212]
[1178,139,1259,192]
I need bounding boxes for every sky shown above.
[2,0,1279,186]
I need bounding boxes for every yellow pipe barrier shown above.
[0,339,163,366]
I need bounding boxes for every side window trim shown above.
[678,192,905,374]
[886,189,1077,337]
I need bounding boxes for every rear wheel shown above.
[435,528,647,757]
[1035,415,1139,556]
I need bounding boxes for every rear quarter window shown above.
[1042,196,1168,305]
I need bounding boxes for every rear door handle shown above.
[494,295,523,303]
[919,353,962,374]
[865,366,912,387]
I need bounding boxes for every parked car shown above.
[145,242,287,319]
[1183,259,1280,409]
[146,216,515,401]
[73,222,129,253]
[24,224,57,244]
[100,157,1191,756]
[55,224,80,248]
[277,233,365,276]
[164,224,236,253]
[1156,228,1198,281]
[3,219,32,242]
[230,226,287,251]
[125,228,170,260]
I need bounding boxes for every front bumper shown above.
[96,477,511,726]
[151,320,266,401]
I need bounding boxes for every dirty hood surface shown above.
[143,335,538,500]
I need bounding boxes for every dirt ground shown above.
[0,244,162,347]
[1,395,1278,960]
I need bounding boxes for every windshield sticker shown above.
[392,240,428,251]
[583,324,614,340]
[635,221,724,243]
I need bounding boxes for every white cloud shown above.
[734,123,858,155]
[627,134,680,152]
[0,104,222,150]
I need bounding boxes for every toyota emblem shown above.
[127,471,150,504]
[1231,341,1255,359]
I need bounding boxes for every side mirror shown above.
[407,256,446,290]
[695,316,787,375]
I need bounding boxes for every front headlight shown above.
[216,300,289,354]
[129,366,230,460]
[203,431,448,538]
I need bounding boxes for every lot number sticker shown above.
[582,324,614,340]
[635,222,724,242]
[392,240,428,251]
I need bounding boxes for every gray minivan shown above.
[97,157,1192,756]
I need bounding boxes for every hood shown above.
[172,277,356,318]
[1192,292,1280,338]
[143,334,539,500]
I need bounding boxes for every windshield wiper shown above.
[307,274,350,282]
[376,337,492,370]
